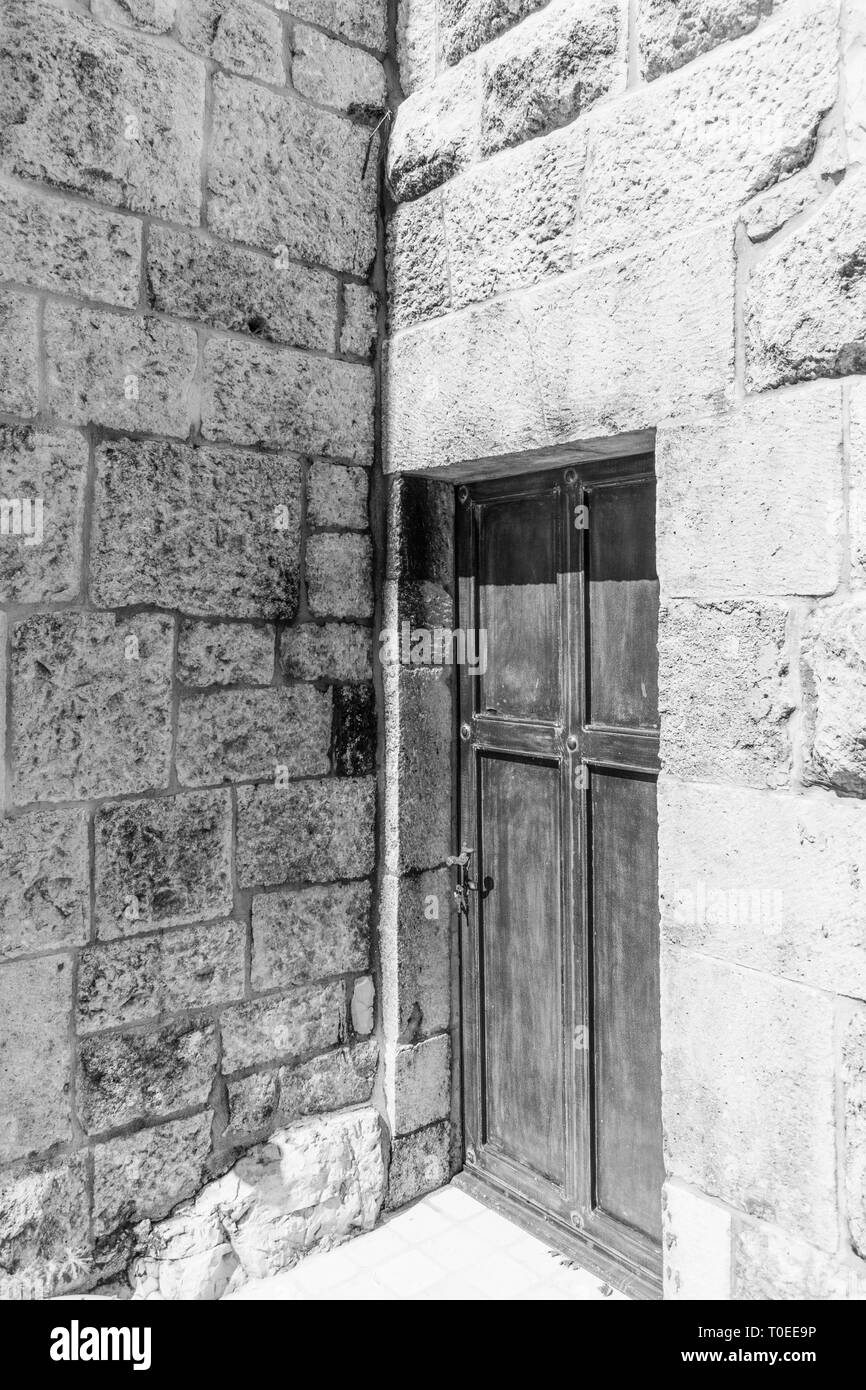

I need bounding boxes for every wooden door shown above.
[455,457,662,1293]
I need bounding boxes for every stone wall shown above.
[0,0,388,1296]
[387,0,866,1297]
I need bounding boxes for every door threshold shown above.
[454,1169,662,1302]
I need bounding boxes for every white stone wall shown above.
[387,0,866,1298]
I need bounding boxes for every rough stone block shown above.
[91,0,177,34]
[0,179,141,306]
[480,0,624,157]
[178,621,275,687]
[278,1040,379,1124]
[201,337,374,461]
[0,808,89,960]
[741,167,819,243]
[221,982,346,1072]
[0,1155,89,1282]
[0,290,38,415]
[387,224,734,473]
[397,0,438,93]
[662,1182,732,1300]
[386,666,452,872]
[657,385,844,597]
[280,623,373,683]
[90,440,301,619]
[846,0,866,165]
[439,0,549,64]
[251,881,372,989]
[850,379,866,584]
[0,426,88,605]
[176,0,284,81]
[94,790,233,939]
[387,57,479,202]
[0,0,203,223]
[386,1120,451,1209]
[746,175,866,391]
[802,601,866,796]
[0,956,72,1161]
[332,684,376,776]
[843,1008,866,1258]
[659,780,866,1000]
[225,1071,279,1138]
[733,1220,866,1299]
[638,0,791,80]
[237,779,376,888]
[292,26,386,113]
[307,463,369,530]
[394,868,452,1039]
[176,687,332,786]
[10,612,173,804]
[147,227,336,352]
[283,0,387,50]
[340,283,378,359]
[306,533,374,618]
[93,1112,213,1235]
[659,600,792,788]
[388,192,451,331]
[208,74,377,275]
[393,1033,451,1134]
[44,305,197,436]
[577,3,838,264]
[351,976,375,1035]
[77,1019,218,1133]
[662,946,837,1249]
[77,920,245,1033]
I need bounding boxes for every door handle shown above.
[447,844,477,915]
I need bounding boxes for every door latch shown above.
[447,844,477,916]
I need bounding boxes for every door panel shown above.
[456,458,662,1291]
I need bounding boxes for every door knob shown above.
[447,845,477,914]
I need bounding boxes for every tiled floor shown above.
[226,1182,630,1301]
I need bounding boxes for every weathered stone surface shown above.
[0,956,72,1161]
[0,1,203,223]
[10,612,173,803]
[91,0,177,33]
[221,982,346,1072]
[387,57,479,202]
[657,386,844,597]
[393,1033,451,1134]
[340,284,378,359]
[0,179,141,306]
[846,0,866,165]
[638,0,791,80]
[178,621,275,688]
[91,440,302,619]
[444,123,586,309]
[44,306,197,436]
[802,602,866,796]
[77,1019,218,1133]
[0,426,88,605]
[397,0,438,92]
[176,687,332,786]
[201,337,374,460]
[280,623,373,683]
[228,1040,379,1137]
[77,921,245,1033]
[0,808,89,959]
[659,601,792,788]
[733,1221,866,1299]
[236,779,375,887]
[387,224,734,473]
[147,227,336,352]
[0,290,38,415]
[351,976,375,1036]
[439,0,549,64]
[176,0,284,81]
[394,869,451,1039]
[660,780,866,1000]
[746,175,866,391]
[388,192,451,331]
[663,946,837,1248]
[662,1182,732,1300]
[132,1107,384,1298]
[93,1112,213,1236]
[308,463,369,530]
[386,1120,450,1209]
[332,684,376,776]
[208,74,378,276]
[94,790,233,939]
[843,1008,866,1258]
[850,380,866,585]
[742,168,819,243]
[306,534,374,617]
[386,666,452,872]
[292,26,386,113]
[282,0,387,50]
[0,1155,89,1282]
[480,0,623,156]
[225,1071,279,1138]
[577,3,839,264]
[251,881,372,990]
